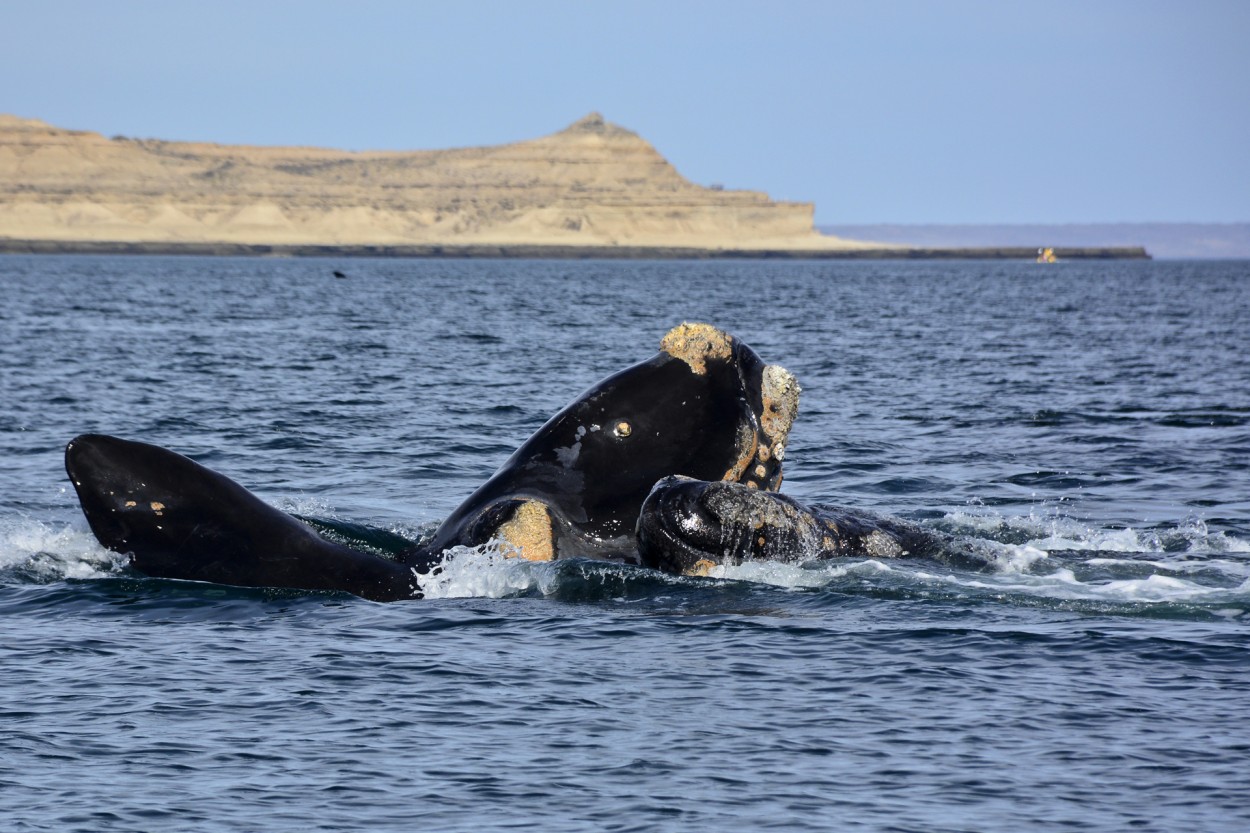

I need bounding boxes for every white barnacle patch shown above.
[659,322,733,375]
[760,364,800,450]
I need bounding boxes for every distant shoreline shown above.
[0,239,1151,260]
[821,223,1249,260]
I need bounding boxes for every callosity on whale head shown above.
[637,476,940,576]
[418,322,800,566]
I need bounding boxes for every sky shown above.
[2,0,1248,224]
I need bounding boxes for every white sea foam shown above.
[0,518,126,581]
[415,544,547,599]
[979,542,1053,573]
[698,532,1250,609]
[711,557,891,588]
[944,508,1250,555]
[6,506,1246,612]
[897,562,1250,606]
[276,495,337,518]
[931,508,1250,606]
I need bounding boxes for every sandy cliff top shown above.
[0,112,871,250]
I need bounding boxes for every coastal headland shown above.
[0,113,1147,259]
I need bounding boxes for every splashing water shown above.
[0,518,126,583]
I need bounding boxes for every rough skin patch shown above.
[660,322,733,375]
[682,482,926,567]
[496,500,555,562]
[685,558,717,577]
[706,485,826,558]
[760,364,800,452]
[863,530,904,559]
[720,421,760,484]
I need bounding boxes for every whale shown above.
[636,476,946,576]
[66,323,800,600]
[65,433,423,600]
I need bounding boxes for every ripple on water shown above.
[4,257,1250,831]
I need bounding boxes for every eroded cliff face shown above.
[0,112,861,249]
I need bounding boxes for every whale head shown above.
[421,323,800,566]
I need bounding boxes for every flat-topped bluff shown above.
[0,112,870,251]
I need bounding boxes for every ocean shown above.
[2,255,1248,832]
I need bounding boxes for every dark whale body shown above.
[637,476,947,576]
[65,434,422,600]
[66,324,800,600]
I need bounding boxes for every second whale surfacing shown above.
[637,476,949,577]
[65,323,800,601]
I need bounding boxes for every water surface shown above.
[2,256,1248,831]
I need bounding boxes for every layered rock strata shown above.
[0,112,868,251]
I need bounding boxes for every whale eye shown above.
[613,420,633,439]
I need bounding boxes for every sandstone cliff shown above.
[0,112,869,251]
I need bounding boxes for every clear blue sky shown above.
[3,0,1247,224]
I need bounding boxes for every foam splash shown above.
[679,507,1250,616]
[276,495,337,518]
[415,543,550,599]
[943,508,1250,555]
[912,564,1250,605]
[4,505,1246,617]
[703,552,1249,614]
[1083,555,1250,580]
[0,518,127,582]
[709,558,891,588]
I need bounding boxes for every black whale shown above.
[637,476,948,576]
[66,324,800,600]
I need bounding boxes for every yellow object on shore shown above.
[1037,247,1058,263]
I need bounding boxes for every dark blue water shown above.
[2,256,1248,832]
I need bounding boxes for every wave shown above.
[939,507,1250,555]
[3,510,1247,622]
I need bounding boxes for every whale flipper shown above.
[65,434,421,601]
